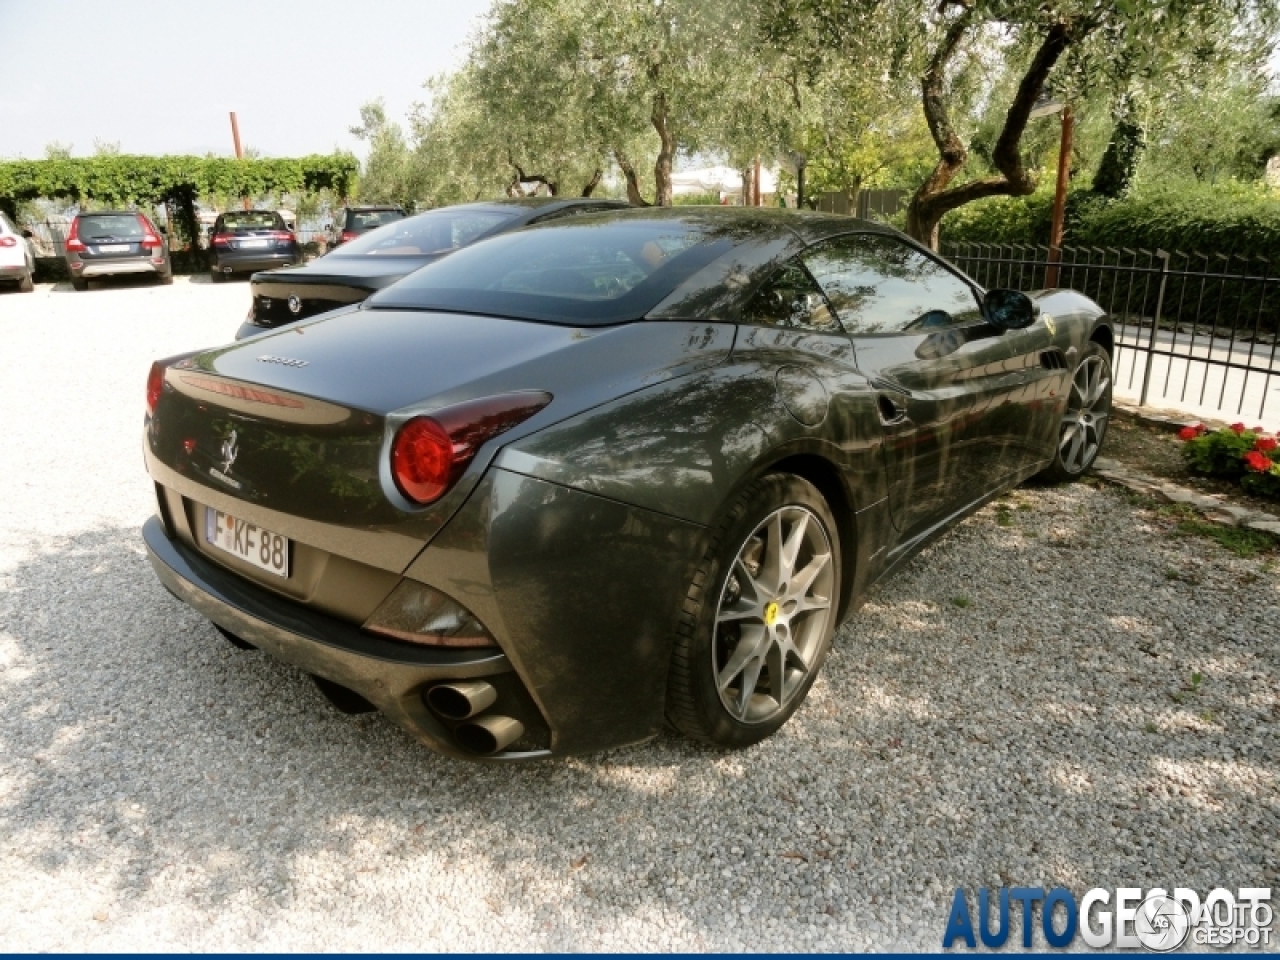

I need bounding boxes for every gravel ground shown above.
[1,278,1277,951]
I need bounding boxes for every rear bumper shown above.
[142,514,535,761]
[0,263,27,277]
[77,259,165,277]
[143,465,706,760]
[212,252,297,273]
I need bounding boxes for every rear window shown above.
[218,212,284,232]
[76,214,144,239]
[346,209,404,231]
[368,219,733,325]
[334,207,518,258]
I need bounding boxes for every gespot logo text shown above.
[942,885,1272,951]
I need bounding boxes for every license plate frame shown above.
[239,238,269,249]
[97,244,129,253]
[204,507,290,578]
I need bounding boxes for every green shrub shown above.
[940,180,1280,259]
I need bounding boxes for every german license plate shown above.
[205,507,289,577]
[240,238,269,249]
[98,244,128,252]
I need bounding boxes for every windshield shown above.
[333,207,518,258]
[77,214,144,239]
[218,212,284,232]
[346,209,404,231]
[368,218,733,325]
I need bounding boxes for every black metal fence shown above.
[942,242,1280,422]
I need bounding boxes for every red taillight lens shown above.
[391,417,454,504]
[65,218,86,253]
[340,230,357,243]
[138,215,162,249]
[212,233,233,247]
[146,362,165,413]
[0,236,15,248]
[390,392,552,505]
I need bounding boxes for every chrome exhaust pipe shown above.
[455,716,524,756]
[425,681,497,720]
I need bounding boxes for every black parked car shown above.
[333,205,406,246]
[209,210,300,281]
[143,207,1113,761]
[237,197,627,339]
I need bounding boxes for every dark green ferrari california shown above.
[143,207,1113,761]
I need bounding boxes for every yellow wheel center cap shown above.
[764,601,780,627]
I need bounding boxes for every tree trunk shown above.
[580,168,603,197]
[906,11,1078,249]
[615,152,651,206]
[651,91,675,207]
[796,161,806,210]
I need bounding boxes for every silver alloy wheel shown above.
[1059,354,1110,473]
[713,506,836,724]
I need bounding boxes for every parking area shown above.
[0,279,1277,949]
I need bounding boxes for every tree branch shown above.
[614,151,651,206]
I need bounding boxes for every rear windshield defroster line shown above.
[367,230,735,326]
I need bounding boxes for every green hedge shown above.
[0,154,358,211]
[940,181,1280,259]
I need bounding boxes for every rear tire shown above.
[666,473,841,749]
[18,271,33,292]
[71,278,88,292]
[1039,341,1112,482]
[210,270,225,283]
[159,269,174,285]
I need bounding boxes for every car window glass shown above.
[335,209,517,257]
[801,233,981,334]
[349,209,404,230]
[220,212,284,232]
[741,259,840,332]
[370,219,732,325]
[77,214,144,239]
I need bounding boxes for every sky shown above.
[0,0,493,160]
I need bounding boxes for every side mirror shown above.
[983,288,1037,331]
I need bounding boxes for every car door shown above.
[800,232,1050,537]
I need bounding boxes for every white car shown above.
[0,213,35,292]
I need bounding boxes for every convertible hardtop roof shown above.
[536,204,903,244]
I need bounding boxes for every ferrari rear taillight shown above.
[0,236,15,248]
[64,218,86,253]
[390,392,552,505]
[146,361,165,413]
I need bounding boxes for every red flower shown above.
[1243,451,1273,472]
[1255,436,1278,453]
[1178,426,1200,441]
[1230,422,1247,434]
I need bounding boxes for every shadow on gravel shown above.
[0,495,1276,949]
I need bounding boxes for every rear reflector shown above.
[146,362,165,413]
[363,581,498,648]
[390,392,552,505]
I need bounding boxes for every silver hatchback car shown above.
[64,210,173,291]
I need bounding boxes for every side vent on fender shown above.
[1040,349,1068,371]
